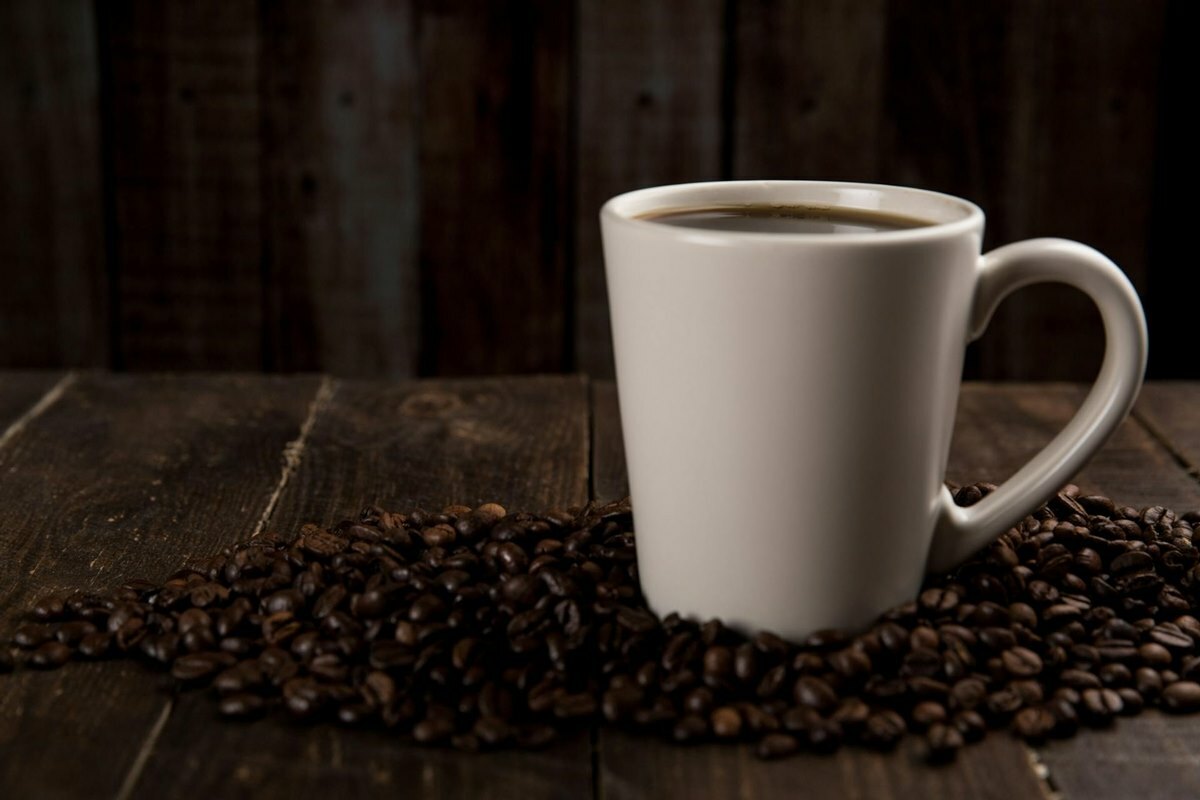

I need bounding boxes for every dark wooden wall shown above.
[1,0,1191,379]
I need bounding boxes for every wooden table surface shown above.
[2,372,1200,800]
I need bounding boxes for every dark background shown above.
[0,0,1193,380]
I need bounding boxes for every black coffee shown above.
[641,204,933,234]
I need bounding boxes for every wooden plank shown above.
[946,383,1200,800]
[590,380,1049,800]
[993,0,1164,382]
[126,376,594,799]
[0,372,68,433]
[573,0,724,379]
[1136,383,1200,478]
[948,384,1200,512]
[885,0,1164,381]
[0,2,108,368]
[850,1,1166,381]
[0,374,320,799]
[590,381,627,502]
[260,0,421,378]
[100,1,264,369]
[418,1,571,375]
[732,0,887,181]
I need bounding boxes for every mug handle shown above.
[926,238,1148,573]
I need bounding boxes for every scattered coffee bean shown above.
[1013,706,1056,741]
[1001,647,1043,678]
[9,488,1200,763]
[755,732,800,759]
[1162,681,1200,713]
[710,706,742,738]
[29,641,71,669]
[922,722,963,763]
[218,692,266,719]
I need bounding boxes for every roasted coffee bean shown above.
[1001,647,1043,678]
[1014,706,1056,741]
[1099,663,1132,687]
[31,594,67,621]
[29,641,71,669]
[413,714,455,744]
[984,688,1023,718]
[13,624,53,649]
[979,627,1017,652]
[602,685,643,722]
[172,653,222,682]
[16,490,1200,763]
[863,710,906,749]
[703,646,734,683]
[830,698,870,730]
[0,648,14,674]
[1080,688,1123,725]
[474,716,514,747]
[1149,623,1194,652]
[710,706,743,738]
[919,587,959,614]
[922,722,963,763]
[55,621,96,646]
[782,705,819,733]
[673,714,709,743]
[1060,669,1103,689]
[684,686,714,715]
[950,677,987,710]
[793,676,838,712]
[554,693,597,719]
[953,710,986,742]
[756,664,788,699]
[755,732,800,759]
[1162,681,1200,712]
[218,693,266,719]
[734,643,760,683]
[911,701,947,729]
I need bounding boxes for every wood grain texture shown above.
[0,1,108,368]
[0,374,320,799]
[732,0,887,181]
[945,383,1200,799]
[100,1,264,369]
[590,379,1049,800]
[127,375,594,799]
[947,384,1200,511]
[573,0,724,378]
[590,381,627,502]
[1136,383,1200,479]
[1040,713,1200,800]
[261,0,421,377]
[418,1,571,375]
[600,734,1048,800]
[885,0,1163,381]
[0,372,67,432]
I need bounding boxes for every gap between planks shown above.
[1024,742,1062,800]
[110,375,333,799]
[250,376,336,539]
[0,372,77,452]
[114,698,175,800]
[1132,406,1200,484]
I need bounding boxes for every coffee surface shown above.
[640,203,933,234]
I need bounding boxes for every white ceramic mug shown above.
[600,180,1147,640]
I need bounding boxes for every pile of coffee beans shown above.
[6,483,1200,763]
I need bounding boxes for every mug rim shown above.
[601,180,985,246]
